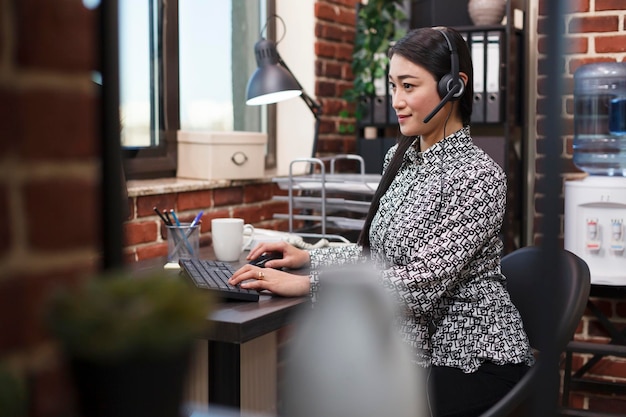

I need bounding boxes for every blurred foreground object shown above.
[47,270,214,417]
[281,265,427,417]
[0,363,27,417]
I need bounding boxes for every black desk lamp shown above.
[245,17,322,160]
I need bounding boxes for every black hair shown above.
[357,27,474,249]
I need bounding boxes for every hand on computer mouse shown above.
[246,241,310,270]
[248,251,283,268]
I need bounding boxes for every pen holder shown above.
[166,224,200,263]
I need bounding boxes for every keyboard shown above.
[179,258,260,302]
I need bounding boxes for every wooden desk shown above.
[132,248,309,415]
[203,295,307,413]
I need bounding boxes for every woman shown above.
[229,27,534,417]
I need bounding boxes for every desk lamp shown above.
[245,16,322,160]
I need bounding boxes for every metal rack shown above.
[272,154,381,242]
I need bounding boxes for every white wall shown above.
[275,0,316,176]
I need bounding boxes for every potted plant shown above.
[47,270,214,417]
[343,0,408,121]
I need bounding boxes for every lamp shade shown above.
[246,38,302,106]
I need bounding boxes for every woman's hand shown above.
[228,265,310,297]
[246,241,310,270]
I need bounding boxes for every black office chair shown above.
[480,246,591,417]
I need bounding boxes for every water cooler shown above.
[564,62,626,285]
[565,177,626,285]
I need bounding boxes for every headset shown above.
[422,28,466,124]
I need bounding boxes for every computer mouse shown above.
[248,252,283,268]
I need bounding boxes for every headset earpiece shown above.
[437,73,465,100]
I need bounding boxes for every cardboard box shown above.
[177,131,267,180]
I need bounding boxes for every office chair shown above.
[480,246,591,417]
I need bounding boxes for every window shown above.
[118,1,159,148]
[121,0,276,180]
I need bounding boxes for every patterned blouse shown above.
[309,126,535,373]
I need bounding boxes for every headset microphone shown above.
[422,28,465,124]
[422,84,461,123]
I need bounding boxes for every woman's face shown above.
[388,54,451,140]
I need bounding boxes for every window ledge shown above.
[127,170,278,197]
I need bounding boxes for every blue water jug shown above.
[573,62,626,176]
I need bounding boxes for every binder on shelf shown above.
[357,137,396,174]
[485,31,502,123]
[359,96,373,126]
[471,32,485,123]
[372,96,387,124]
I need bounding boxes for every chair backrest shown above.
[501,246,590,352]
[479,246,591,417]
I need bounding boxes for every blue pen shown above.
[170,209,182,227]
[189,210,203,228]
[179,210,203,249]
[170,209,195,256]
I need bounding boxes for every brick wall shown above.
[123,182,290,262]
[0,0,101,416]
[314,0,360,156]
[535,0,626,413]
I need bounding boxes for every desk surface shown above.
[131,246,309,344]
[206,294,308,343]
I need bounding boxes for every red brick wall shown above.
[123,182,290,262]
[314,0,360,156]
[535,0,626,413]
[0,0,101,416]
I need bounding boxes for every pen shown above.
[189,210,203,228]
[156,206,185,254]
[164,210,173,226]
[170,209,182,226]
[154,206,171,226]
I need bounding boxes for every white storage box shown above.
[177,131,267,180]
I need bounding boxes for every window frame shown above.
[122,0,276,180]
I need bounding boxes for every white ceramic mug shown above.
[211,218,254,262]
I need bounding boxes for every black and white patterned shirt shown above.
[309,127,535,373]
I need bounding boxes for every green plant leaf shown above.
[345,0,408,104]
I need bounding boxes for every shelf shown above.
[272,155,379,239]
[272,174,380,195]
[272,195,371,214]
